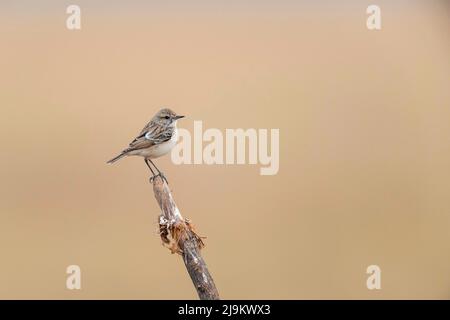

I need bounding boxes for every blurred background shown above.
[0,0,449,299]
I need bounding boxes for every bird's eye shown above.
[164,116,170,120]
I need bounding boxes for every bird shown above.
[107,108,184,182]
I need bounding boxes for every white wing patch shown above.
[145,131,155,140]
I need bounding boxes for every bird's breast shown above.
[148,128,178,159]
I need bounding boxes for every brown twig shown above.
[151,176,220,300]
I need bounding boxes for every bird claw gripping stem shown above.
[149,172,168,185]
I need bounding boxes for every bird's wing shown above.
[125,124,174,152]
[138,120,154,136]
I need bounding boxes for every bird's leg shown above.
[148,159,168,184]
[144,159,157,182]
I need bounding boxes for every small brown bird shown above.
[107,108,184,181]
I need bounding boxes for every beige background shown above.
[0,1,449,299]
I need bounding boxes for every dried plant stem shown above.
[151,176,220,300]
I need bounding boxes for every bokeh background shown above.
[0,0,449,299]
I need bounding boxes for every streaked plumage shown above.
[107,108,184,172]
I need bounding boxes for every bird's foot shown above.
[157,172,169,184]
[149,172,169,184]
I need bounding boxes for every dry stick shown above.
[151,176,220,300]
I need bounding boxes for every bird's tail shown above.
[107,152,127,164]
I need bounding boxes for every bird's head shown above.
[154,108,185,126]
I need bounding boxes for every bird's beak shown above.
[174,115,185,120]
